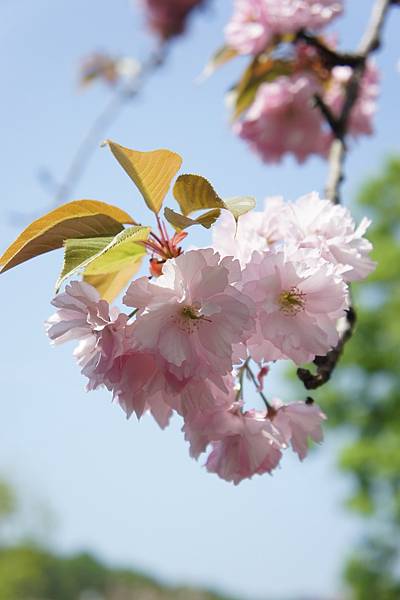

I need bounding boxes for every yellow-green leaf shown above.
[0,200,135,274]
[56,236,114,291]
[173,174,225,217]
[84,261,144,303]
[106,140,182,213]
[164,207,220,231]
[81,226,150,302]
[169,175,256,230]
[233,56,293,120]
[201,45,238,80]
[223,196,256,220]
[164,208,196,230]
[84,226,150,276]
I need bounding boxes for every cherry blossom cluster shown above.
[234,59,379,164]
[46,192,375,484]
[140,0,205,40]
[226,0,343,56]
[223,0,380,163]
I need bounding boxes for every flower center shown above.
[174,303,210,334]
[278,287,306,316]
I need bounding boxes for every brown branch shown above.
[297,0,394,390]
[313,94,341,138]
[324,138,346,205]
[297,307,356,389]
[296,30,364,68]
[326,0,394,203]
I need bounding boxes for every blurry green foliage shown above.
[296,157,400,599]
[0,478,232,600]
[0,481,16,522]
[0,542,233,600]
[344,538,400,600]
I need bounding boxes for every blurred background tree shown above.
[292,157,400,600]
[0,479,232,599]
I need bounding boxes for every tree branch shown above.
[53,47,166,207]
[245,362,273,414]
[297,0,394,390]
[297,307,356,389]
[296,30,364,68]
[10,47,166,226]
[326,0,393,203]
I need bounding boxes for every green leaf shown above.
[84,226,150,275]
[57,237,114,290]
[164,207,220,231]
[106,140,183,213]
[223,196,256,220]
[84,261,145,303]
[173,174,225,217]
[0,200,135,274]
[201,45,238,79]
[84,226,150,302]
[57,226,150,297]
[168,174,256,230]
[233,56,293,120]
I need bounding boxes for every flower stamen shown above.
[173,303,211,334]
[278,286,306,315]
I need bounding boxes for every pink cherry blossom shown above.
[105,350,175,428]
[234,74,331,163]
[325,60,379,139]
[272,399,327,460]
[226,0,343,55]
[225,0,271,55]
[46,281,105,344]
[264,0,343,34]
[204,404,283,484]
[286,192,376,281]
[212,196,289,265]
[182,377,236,459]
[46,281,129,387]
[141,0,204,39]
[243,250,348,364]
[123,249,255,380]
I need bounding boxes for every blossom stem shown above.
[127,308,139,320]
[236,358,249,400]
[245,362,273,413]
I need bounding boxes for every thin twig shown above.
[245,362,273,414]
[297,0,394,390]
[313,94,341,138]
[10,47,166,226]
[53,47,166,207]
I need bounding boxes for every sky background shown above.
[0,1,399,599]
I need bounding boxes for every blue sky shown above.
[0,1,399,598]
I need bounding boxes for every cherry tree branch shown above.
[296,30,364,68]
[53,47,166,207]
[297,307,356,389]
[297,0,394,390]
[9,46,166,226]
